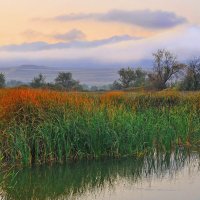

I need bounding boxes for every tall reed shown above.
[0,89,200,166]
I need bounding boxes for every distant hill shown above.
[0,58,152,86]
[0,65,120,86]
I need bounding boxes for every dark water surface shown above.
[1,151,200,200]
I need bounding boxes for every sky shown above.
[0,0,200,68]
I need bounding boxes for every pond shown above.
[1,151,200,200]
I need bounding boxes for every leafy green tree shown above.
[0,73,5,88]
[118,67,136,88]
[31,73,46,88]
[180,57,200,90]
[55,72,81,91]
[111,80,123,90]
[133,68,147,87]
[148,49,184,90]
[113,67,146,89]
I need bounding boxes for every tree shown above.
[113,67,146,89]
[90,86,98,91]
[81,84,90,91]
[6,80,25,88]
[0,73,5,88]
[31,73,46,88]
[148,49,184,90]
[180,57,200,91]
[55,72,80,91]
[111,80,123,90]
[133,68,147,87]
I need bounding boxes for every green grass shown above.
[0,89,200,166]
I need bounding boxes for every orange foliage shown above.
[0,88,199,124]
[0,88,94,123]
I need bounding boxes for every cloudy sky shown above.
[0,0,200,67]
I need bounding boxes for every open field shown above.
[0,89,200,166]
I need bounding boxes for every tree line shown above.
[0,49,200,91]
[112,49,200,91]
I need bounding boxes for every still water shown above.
[1,151,200,200]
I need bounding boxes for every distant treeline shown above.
[1,49,200,91]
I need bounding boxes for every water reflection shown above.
[1,151,200,200]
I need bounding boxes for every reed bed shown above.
[0,88,200,166]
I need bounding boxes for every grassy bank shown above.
[0,89,200,166]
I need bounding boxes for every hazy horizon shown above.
[0,0,200,85]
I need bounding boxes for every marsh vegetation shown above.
[0,89,200,166]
